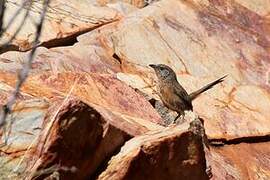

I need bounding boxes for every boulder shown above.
[98,118,209,180]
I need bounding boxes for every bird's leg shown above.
[173,113,181,123]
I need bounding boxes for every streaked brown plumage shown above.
[149,64,226,122]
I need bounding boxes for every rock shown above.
[0,98,50,178]
[0,44,121,74]
[228,0,270,18]
[1,0,122,53]
[1,0,270,179]
[0,71,163,128]
[98,117,209,180]
[26,98,130,179]
[0,95,162,179]
[207,142,270,179]
[107,2,139,15]
[0,71,164,178]
[0,82,33,106]
[100,0,270,140]
[97,0,147,8]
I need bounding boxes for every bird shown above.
[149,64,226,123]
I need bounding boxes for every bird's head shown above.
[149,64,177,81]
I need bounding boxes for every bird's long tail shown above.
[189,75,227,100]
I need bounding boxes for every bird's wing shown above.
[173,83,193,110]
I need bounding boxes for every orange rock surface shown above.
[0,0,270,179]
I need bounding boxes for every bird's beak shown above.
[149,64,157,69]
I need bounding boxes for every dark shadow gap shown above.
[209,134,270,146]
[0,20,119,54]
[0,44,19,54]
[112,53,122,64]
[89,134,131,180]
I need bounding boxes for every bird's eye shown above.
[161,69,169,77]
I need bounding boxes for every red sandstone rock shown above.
[1,0,122,53]
[0,72,163,178]
[98,122,209,180]
[26,98,131,179]
[207,142,270,179]
[1,0,270,179]
[106,0,270,141]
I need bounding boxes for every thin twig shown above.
[0,3,32,53]
[0,0,29,38]
[0,0,50,129]
[0,0,5,38]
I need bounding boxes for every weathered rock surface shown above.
[1,0,122,53]
[43,0,270,141]
[0,98,49,178]
[0,44,121,74]
[0,96,162,179]
[98,120,209,180]
[27,98,131,179]
[1,0,270,179]
[97,0,147,8]
[0,71,163,128]
[106,0,270,141]
[234,0,270,17]
[208,142,270,180]
[0,71,163,178]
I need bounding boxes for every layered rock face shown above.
[0,0,270,179]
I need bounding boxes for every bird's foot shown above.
[172,113,184,124]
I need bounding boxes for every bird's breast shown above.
[157,83,182,112]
